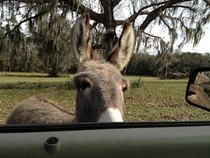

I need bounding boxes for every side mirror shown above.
[186,68,210,112]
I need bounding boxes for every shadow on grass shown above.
[0,80,75,90]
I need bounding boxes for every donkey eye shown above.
[80,81,90,90]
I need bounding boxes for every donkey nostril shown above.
[188,90,196,96]
[122,86,127,92]
[80,81,90,90]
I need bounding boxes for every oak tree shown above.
[1,0,210,76]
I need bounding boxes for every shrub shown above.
[131,78,143,88]
[5,84,15,89]
[64,79,74,90]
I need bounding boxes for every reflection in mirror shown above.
[194,72,210,84]
[188,84,210,109]
[186,68,210,110]
[6,13,135,124]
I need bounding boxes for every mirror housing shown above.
[186,67,210,112]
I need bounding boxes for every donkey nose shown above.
[98,108,123,122]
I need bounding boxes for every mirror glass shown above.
[186,68,210,110]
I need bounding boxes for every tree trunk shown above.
[48,63,59,77]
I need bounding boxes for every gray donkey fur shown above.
[6,12,135,124]
[6,96,75,124]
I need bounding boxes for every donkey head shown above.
[71,13,135,122]
[188,84,210,109]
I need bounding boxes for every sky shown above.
[114,0,210,54]
[3,0,210,54]
[150,23,210,54]
[181,24,210,53]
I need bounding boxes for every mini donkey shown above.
[6,13,135,124]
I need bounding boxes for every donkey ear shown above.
[71,12,93,63]
[106,21,135,71]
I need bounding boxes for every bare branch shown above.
[127,1,167,23]
[139,0,192,31]
[116,11,149,26]
[159,16,171,31]
[99,0,115,28]
[143,31,162,40]
[1,0,51,3]
[90,21,99,30]
[203,0,210,6]
[62,0,105,24]
[92,44,104,50]
[170,5,196,12]
[112,0,121,8]
[1,9,48,39]
[163,15,188,30]
[1,0,105,24]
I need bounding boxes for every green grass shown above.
[0,73,210,124]
[125,81,210,121]
[0,72,71,84]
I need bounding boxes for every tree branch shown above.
[92,44,104,50]
[161,15,188,30]
[1,0,106,24]
[116,11,149,26]
[112,0,121,8]
[160,16,172,31]
[170,5,196,12]
[1,0,51,3]
[62,0,105,24]
[139,0,192,31]
[203,0,210,6]
[99,0,115,28]
[143,31,162,39]
[1,9,48,39]
[127,1,167,23]
[90,21,99,30]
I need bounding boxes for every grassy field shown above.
[0,72,210,124]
